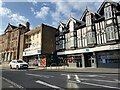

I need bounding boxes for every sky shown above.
[0,0,120,35]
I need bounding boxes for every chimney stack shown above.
[26,22,30,31]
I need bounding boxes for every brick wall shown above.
[42,24,56,55]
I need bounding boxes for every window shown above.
[33,34,35,40]
[87,32,95,44]
[69,21,74,31]
[70,37,74,47]
[13,41,16,47]
[33,43,35,47]
[86,15,91,26]
[37,32,39,38]
[106,26,115,41]
[104,6,112,19]
[14,31,17,37]
[37,42,39,46]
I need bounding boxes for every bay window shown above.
[106,26,115,41]
[87,32,96,44]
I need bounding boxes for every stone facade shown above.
[0,22,30,62]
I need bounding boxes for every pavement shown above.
[1,63,120,74]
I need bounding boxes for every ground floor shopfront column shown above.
[81,54,85,68]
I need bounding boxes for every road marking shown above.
[26,73,54,78]
[2,76,26,90]
[69,79,120,89]
[9,86,14,88]
[80,81,120,89]
[80,78,118,83]
[61,74,105,77]
[67,74,71,80]
[114,79,120,83]
[75,75,81,82]
[36,80,64,89]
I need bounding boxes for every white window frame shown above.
[104,6,112,19]
[86,14,91,26]
[106,26,115,41]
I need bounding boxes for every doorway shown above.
[84,53,93,67]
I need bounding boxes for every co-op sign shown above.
[23,49,41,56]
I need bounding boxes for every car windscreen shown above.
[17,61,23,63]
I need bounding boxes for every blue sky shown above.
[0,0,119,35]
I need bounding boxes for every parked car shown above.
[9,60,28,69]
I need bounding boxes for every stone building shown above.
[55,0,120,68]
[0,22,30,62]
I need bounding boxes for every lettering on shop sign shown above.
[109,44,120,49]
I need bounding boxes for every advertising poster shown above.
[41,58,46,66]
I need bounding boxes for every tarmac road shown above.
[1,67,120,90]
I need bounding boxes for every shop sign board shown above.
[23,49,41,56]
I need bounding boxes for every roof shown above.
[58,22,66,29]
[66,16,84,27]
[80,8,100,21]
[5,23,18,32]
[25,24,42,36]
[97,0,119,14]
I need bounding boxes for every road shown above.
[1,67,120,90]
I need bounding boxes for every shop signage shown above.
[109,44,120,49]
[23,49,41,56]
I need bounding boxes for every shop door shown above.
[84,53,92,67]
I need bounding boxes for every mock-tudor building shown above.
[55,0,120,68]
[0,22,30,62]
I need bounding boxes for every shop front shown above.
[96,50,120,68]
[23,49,46,66]
[58,54,83,67]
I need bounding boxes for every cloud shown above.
[50,1,102,27]
[0,0,29,34]
[0,0,11,16]
[32,7,50,20]
[0,27,3,35]
[0,7,11,16]
[27,0,37,6]
[9,14,29,25]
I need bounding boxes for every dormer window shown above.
[104,6,112,19]
[59,26,63,32]
[86,14,91,26]
[69,21,74,32]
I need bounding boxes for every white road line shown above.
[61,74,105,77]
[75,75,81,82]
[67,74,71,80]
[81,82,120,89]
[26,73,54,78]
[2,77,25,89]
[79,78,118,83]
[69,79,120,89]
[36,80,64,89]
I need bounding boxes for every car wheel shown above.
[16,65,19,70]
[10,65,12,69]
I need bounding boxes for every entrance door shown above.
[84,53,93,67]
